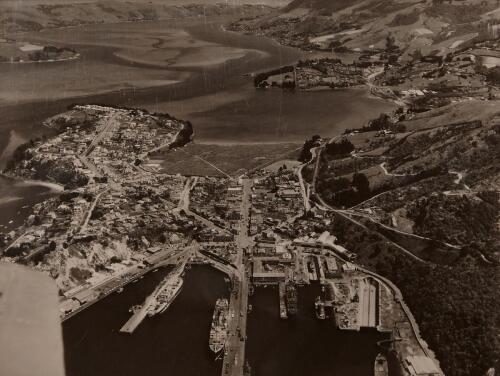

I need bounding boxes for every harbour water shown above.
[63,265,230,376]
[0,175,58,231]
[63,268,392,376]
[246,284,390,376]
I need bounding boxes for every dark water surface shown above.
[247,285,389,376]
[63,266,230,376]
[0,175,57,231]
[63,268,391,376]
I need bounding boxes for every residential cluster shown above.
[190,177,243,234]
[0,105,198,317]
[249,169,303,236]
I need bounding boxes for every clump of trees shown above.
[407,192,499,246]
[254,65,295,88]
[485,66,500,85]
[344,112,408,134]
[376,253,500,376]
[329,212,500,376]
[298,135,321,162]
[30,159,89,188]
[324,138,354,157]
[317,171,371,208]
[168,121,193,149]
[4,140,35,171]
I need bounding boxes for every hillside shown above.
[311,100,500,263]
[0,1,271,35]
[229,0,500,57]
[300,99,500,376]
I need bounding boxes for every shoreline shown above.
[0,173,65,193]
[17,178,65,192]
[0,53,80,65]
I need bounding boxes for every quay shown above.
[119,301,150,334]
[61,248,191,322]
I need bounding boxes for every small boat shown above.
[129,305,142,313]
[117,287,124,294]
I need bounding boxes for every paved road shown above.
[306,139,433,264]
[343,209,462,250]
[222,178,252,376]
[78,188,109,234]
[83,112,120,157]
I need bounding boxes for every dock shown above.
[278,282,288,319]
[120,262,186,334]
[120,293,156,334]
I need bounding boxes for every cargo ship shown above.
[285,283,298,315]
[279,283,288,319]
[209,298,229,354]
[146,268,184,317]
[374,353,388,376]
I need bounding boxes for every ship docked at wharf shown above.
[119,266,185,334]
[285,283,298,316]
[147,267,184,317]
[209,298,230,354]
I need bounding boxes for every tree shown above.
[352,173,370,198]
[325,139,354,157]
[385,33,397,52]
[411,48,423,62]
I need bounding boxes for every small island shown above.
[0,39,79,63]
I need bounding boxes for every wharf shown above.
[119,287,158,334]
[120,260,187,334]
[119,304,150,334]
[61,248,191,322]
[278,282,288,319]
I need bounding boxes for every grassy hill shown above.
[314,100,500,262]
[0,1,271,35]
[307,100,500,376]
[230,0,500,56]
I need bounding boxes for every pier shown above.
[120,260,187,334]
[119,303,150,334]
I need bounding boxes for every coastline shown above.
[0,53,80,65]
[16,178,65,192]
[0,173,65,193]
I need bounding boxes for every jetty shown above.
[120,302,151,334]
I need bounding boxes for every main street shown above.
[222,178,252,376]
[176,175,252,376]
